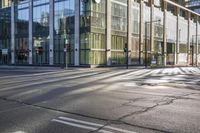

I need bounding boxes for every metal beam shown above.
[49,0,54,65]
[106,0,112,66]
[11,0,15,65]
[74,0,80,66]
[187,12,191,65]
[163,1,167,66]
[165,0,200,17]
[139,0,144,65]
[29,0,33,65]
[176,7,180,65]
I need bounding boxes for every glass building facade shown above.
[80,0,106,65]
[111,0,127,65]
[54,0,75,65]
[0,1,11,65]
[15,0,29,64]
[0,0,200,67]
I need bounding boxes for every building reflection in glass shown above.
[33,0,50,65]
[80,0,106,65]
[54,0,75,65]
[15,0,29,64]
[111,0,127,65]
[0,5,11,64]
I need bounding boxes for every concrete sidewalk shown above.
[0,65,63,71]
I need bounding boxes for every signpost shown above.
[64,47,67,69]
[2,49,8,55]
[64,39,68,69]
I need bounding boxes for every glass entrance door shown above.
[0,50,9,65]
[2,55,8,64]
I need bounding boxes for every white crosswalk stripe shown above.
[52,116,137,133]
[119,67,200,79]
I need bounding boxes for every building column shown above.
[150,0,155,64]
[139,0,144,65]
[163,1,167,66]
[49,0,54,65]
[187,12,191,66]
[196,16,199,66]
[175,7,180,65]
[11,0,15,65]
[106,0,112,66]
[74,0,80,66]
[128,0,132,65]
[29,0,33,65]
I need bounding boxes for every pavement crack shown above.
[0,96,115,124]
[118,121,172,133]
[117,98,176,121]
[165,93,200,101]
[0,96,172,133]
[120,98,144,107]
[117,104,158,121]
[88,122,110,133]
[118,92,200,121]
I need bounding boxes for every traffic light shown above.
[124,47,127,53]
[67,44,71,52]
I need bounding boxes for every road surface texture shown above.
[0,67,200,133]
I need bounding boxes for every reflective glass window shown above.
[33,0,50,65]
[54,0,75,65]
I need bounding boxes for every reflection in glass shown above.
[0,6,11,64]
[33,0,50,64]
[54,0,75,65]
[15,0,29,64]
[80,0,106,65]
[111,0,127,65]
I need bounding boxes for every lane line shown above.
[52,119,114,133]
[59,116,104,127]
[58,117,137,133]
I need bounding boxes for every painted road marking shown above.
[12,131,26,133]
[52,119,113,133]
[52,116,137,133]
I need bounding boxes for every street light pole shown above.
[196,35,199,66]
[126,0,129,69]
[192,34,200,66]
[145,23,148,68]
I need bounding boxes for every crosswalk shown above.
[0,67,199,92]
[119,67,200,79]
[0,67,199,133]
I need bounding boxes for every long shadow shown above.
[22,70,133,104]
[1,70,134,104]
[0,70,105,86]
[0,70,110,93]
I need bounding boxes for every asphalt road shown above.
[0,67,200,133]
